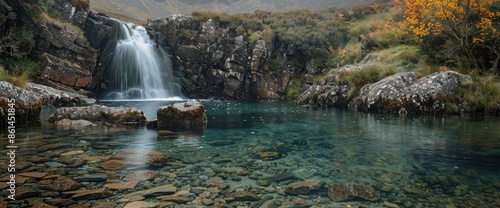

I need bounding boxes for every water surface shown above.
[2,100,499,207]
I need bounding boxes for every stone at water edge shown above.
[157,99,207,133]
[0,81,43,127]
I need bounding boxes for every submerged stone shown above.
[44,161,65,168]
[104,181,139,190]
[92,200,117,208]
[285,180,325,195]
[19,172,48,179]
[99,159,126,170]
[122,185,177,198]
[46,178,84,191]
[74,174,109,182]
[124,170,158,181]
[123,201,159,208]
[327,183,380,202]
[65,188,115,200]
[255,151,287,161]
[226,190,261,201]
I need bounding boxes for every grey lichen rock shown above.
[352,71,472,114]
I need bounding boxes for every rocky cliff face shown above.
[31,0,97,95]
[30,1,119,97]
[146,15,294,99]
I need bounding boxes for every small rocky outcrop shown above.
[52,0,90,28]
[327,183,380,202]
[0,82,43,127]
[352,71,472,114]
[157,99,207,133]
[46,104,146,125]
[296,64,363,107]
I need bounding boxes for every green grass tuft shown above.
[0,66,31,87]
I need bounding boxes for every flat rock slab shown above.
[18,172,48,179]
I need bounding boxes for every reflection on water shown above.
[1,100,499,207]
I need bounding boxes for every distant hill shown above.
[91,0,386,22]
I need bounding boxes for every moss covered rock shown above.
[157,99,207,133]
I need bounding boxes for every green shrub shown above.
[453,73,500,115]
[249,32,261,45]
[286,78,303,100]
[179,29,191,41]
[268,59,283,71]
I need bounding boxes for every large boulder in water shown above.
[0,82,43,127]
[47,104,146,125]
[157,99,207,133]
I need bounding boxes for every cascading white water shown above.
[104,20,182,100]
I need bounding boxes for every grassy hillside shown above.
[91,0,386,21]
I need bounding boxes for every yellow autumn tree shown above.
[395,0,500,70]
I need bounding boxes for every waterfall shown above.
[103,20,182,100]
